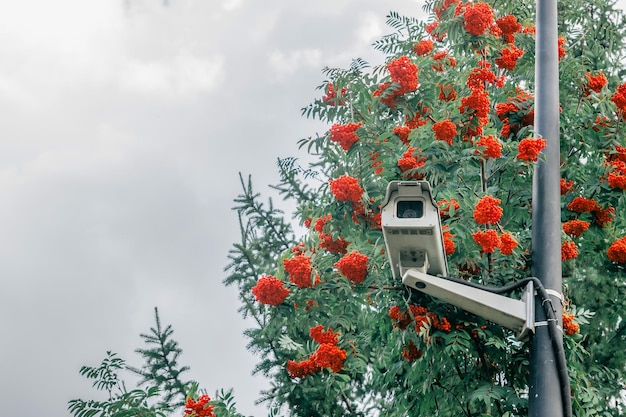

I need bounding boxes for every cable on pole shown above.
[440,275,573,417]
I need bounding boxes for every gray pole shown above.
[530,0,565,415]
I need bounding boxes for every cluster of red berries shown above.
[397,146,425,178]
[462,2,494,36]
[561,240,579,261]
[472,230,518,255]
[495,90,534,139]
[476,134,502,159]
[184,395,215,417]
[322,83,347,105]
[611,82,626,115]
[516,137,547,162]
[562,220,590,239]
[473,195,503,225]
[313,214,350,254]
[286,325,348,378]
[567,197,614,228]
[335,250,369,283]
[251,275,290,306]
[607,236,626,264]
[495,44,524,70]
[584,72,607,96]
[432,119,457,145]
[329,122,362,151]
[284,254,318,288]
[562,313,580,336]
[373,56,419,107]
[389,305,452,334]
[605,145,626,190]
[329,174,363,203]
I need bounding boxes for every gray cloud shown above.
[0,0,444,416]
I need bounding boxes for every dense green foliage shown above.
[224,0,626,416]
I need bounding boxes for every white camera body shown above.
[381,180,448,279]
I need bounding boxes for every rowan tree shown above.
[225,0,626,416]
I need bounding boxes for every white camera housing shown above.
[381,180,448,279]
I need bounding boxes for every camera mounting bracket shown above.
[402,269,535,340]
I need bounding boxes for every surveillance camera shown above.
[381,181,534,339]
[381,181,448,280]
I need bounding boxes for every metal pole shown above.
[530,0,565,415]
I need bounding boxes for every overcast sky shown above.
[0,1,430,416]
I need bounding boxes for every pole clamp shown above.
[544,288,564,304]
[534,320,563,333]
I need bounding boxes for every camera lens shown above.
[397,200,423,218]
[402,209,418,218]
